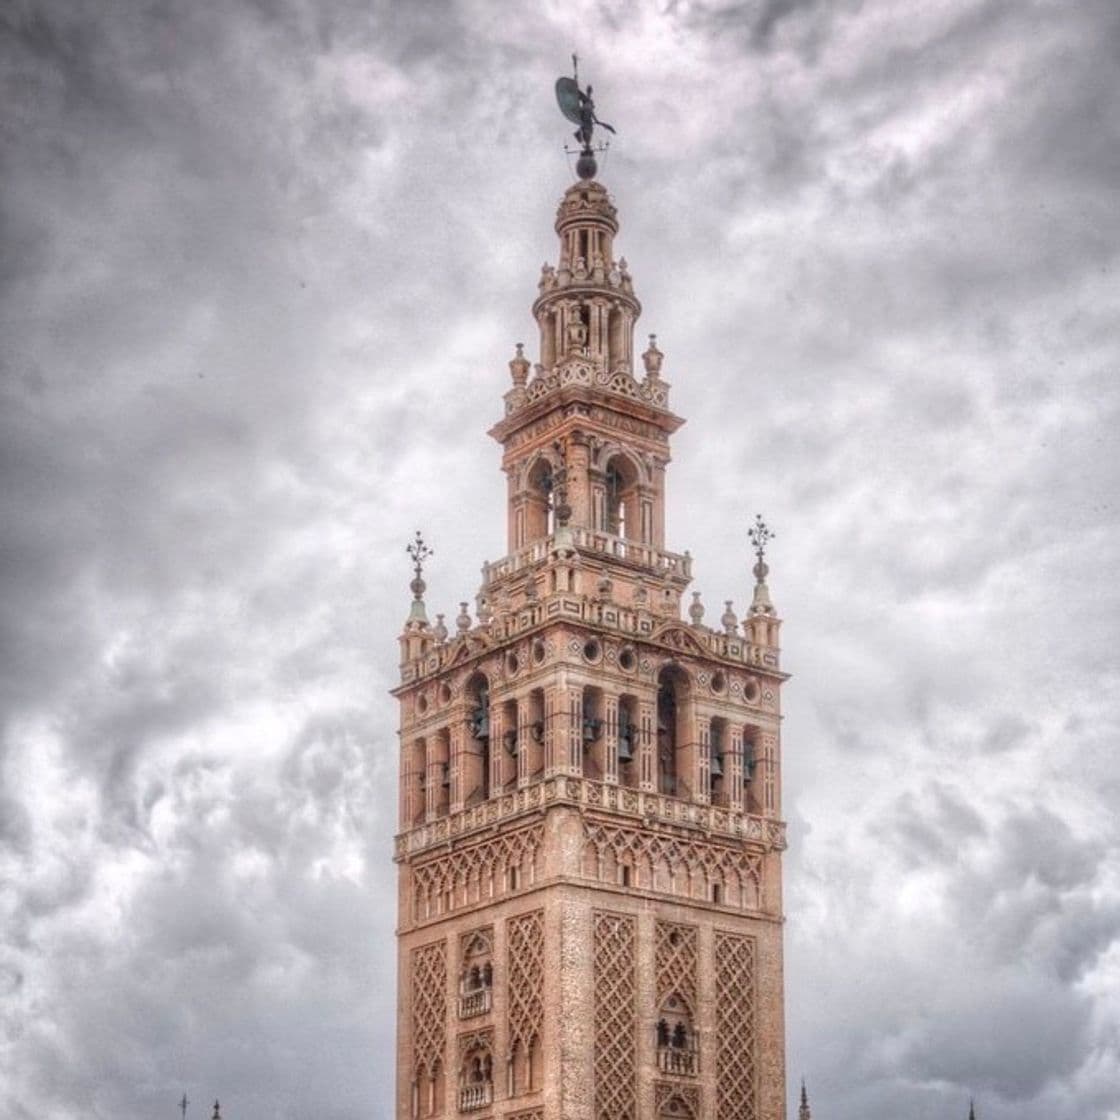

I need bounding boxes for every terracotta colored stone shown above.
[394,178,788,1120]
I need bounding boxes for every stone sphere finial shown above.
[642,333,664,378]
[721,600,739,635]
[689,591,705,626]
[509,342,530,387]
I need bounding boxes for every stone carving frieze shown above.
[517,358,669,415]
[581,819,764,911]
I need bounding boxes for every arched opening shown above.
[607,306,625,370]
[524,688,545,783]
[464,673,491,805]
[458,1038,494,1112]
[458,931,493,1018]
[525,458,555,543]
[417,1057,444,1118]
[657,665,692,798]
[709,717,727,807]
[528,1034,542,1091]
[509,1032,542,1096]
[498,699,518,791]
[432,728,450,817]
[581,685,605,779]
[655,993,698,1076]
[603,454,640,541]
[409,738,427,825]
[743,727,762,815]
[617,693,640,790]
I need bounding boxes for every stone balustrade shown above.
[483,528,691,584]
[459,1084,493,1112]
[657,1047,699,1076]
[395,774,786,860]
[458,988,492,1019]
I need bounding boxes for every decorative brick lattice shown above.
[507,910,545,1052]
[412,823,543,921]
[582,821,762,909]
[714,932,757,1120]
[593,911,637,1120]
[507,1111,543,1120]
[655,921,698,1011]
[412,940,447,1082]
[655,1080,700,1119]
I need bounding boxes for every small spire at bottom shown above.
[799,1079,812,1120]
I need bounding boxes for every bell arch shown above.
[601,452,641,541]
[463,672,491,805]
[656,664,694,798]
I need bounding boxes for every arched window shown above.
[617,694,640,790]
[416,1058,444,1118]
[458,1036,494,1112]
[709,718,727,806]
[431,728,450,817]
[581,686,605,780]
[657,665,692,798]
[655,993,697,1076]
[459,930,493,1018]
[602,454,640,541]
[744,728,762,815]
[464,674,491,805]
[525,458,555,542]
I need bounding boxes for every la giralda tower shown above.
[393,67,788,1120]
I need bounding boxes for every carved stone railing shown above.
[459,1084,493,1112]
[517,356,670,413]
[395,774,786,860]
[398,601,781,686]
[483,529,691,585]
[458,988,492,1019]
[657,1048,699,1076]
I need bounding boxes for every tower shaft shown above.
[394,177,788,1120]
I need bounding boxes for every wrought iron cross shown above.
[407,530,432,582]
[748,514,774,563]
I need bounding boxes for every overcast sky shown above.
[2,2,1119,1119]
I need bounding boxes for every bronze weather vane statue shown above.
[555,53,615,180]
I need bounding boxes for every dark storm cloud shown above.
[2,1,1119,1119]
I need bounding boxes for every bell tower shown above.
[393,75,788,1120]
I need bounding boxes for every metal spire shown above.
[405,530,432,625]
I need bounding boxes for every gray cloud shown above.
[2,1,1119,1118]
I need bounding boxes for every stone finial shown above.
[456,602,472,633]
[688,591,704,626]
[432,613,448,643]
[475,593,492,626]
[509,342,530,387]
[642,333,664,378]
[721,600,738,635]
[212,1103,222,1120]
[968,1101,976,1120]
[748,514,776,615]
